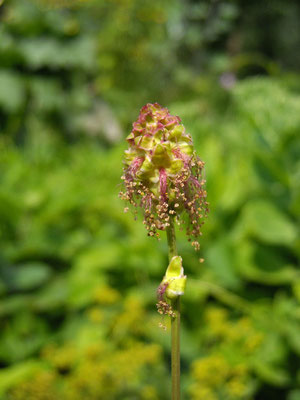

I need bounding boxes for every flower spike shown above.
[120,103,209,249]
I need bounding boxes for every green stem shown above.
[166,218,180,400]
[166,217,177,261]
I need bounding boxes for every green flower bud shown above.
[156,256,186,317]
[120,103,209,249]
[161,256,186,299]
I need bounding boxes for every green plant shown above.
[120,103,209,399]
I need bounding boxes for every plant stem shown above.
[166,217,177,261]
[166,218,180,400]
[171,296,180,400]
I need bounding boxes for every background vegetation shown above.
[0,0,299,399]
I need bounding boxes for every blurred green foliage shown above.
[0,0,300,399]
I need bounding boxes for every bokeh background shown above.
[0,0,299,399]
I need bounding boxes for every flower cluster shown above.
[119,103,209,249]
[189,307,264,400]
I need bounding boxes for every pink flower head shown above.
[120,103,209,249]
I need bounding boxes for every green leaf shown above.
[233,200,297,246]
[32,276,69,311]
[20,37,96,70]
[234,78,300,148]
[0,361,41,396]
[0,295,30,317]
[12,262,52,290]
[0,312,48,363]
[68,244,120,307]
[288,390,300,400]
[251,332,289,386]
[0,70,26,112]
[235,241,298,285]
[206,238,242,289]
[252,359,289,386]
[30,78,65,111]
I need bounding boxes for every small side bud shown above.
[162,256,187,300]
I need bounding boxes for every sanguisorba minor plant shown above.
[120,103,209,400]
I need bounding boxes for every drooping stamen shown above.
[159,168,167,202]
[189,175,201,188]
[129,156,144,177]
[157,282,169,302]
